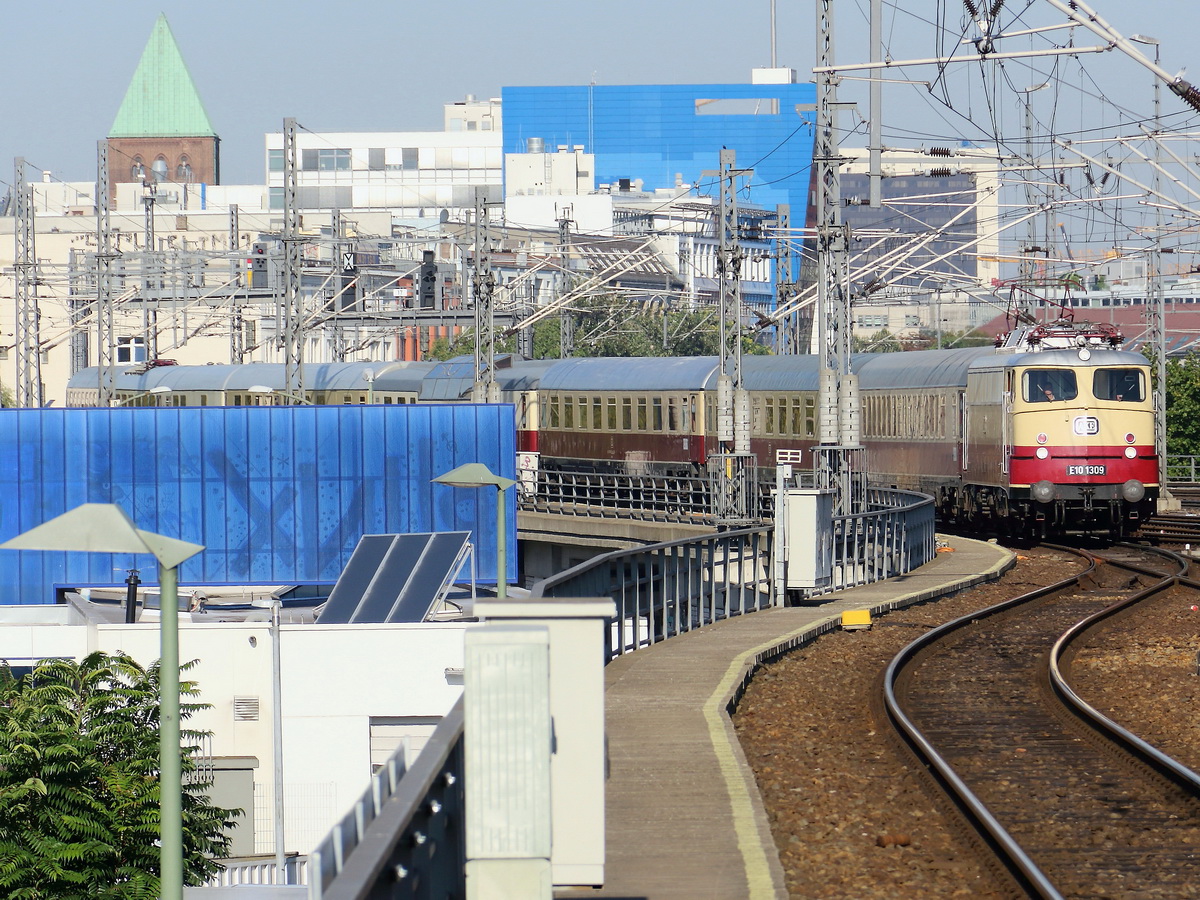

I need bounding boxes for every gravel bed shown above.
[733,547,1087,899]
[1067,570,1200,773]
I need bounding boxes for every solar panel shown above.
[317,532,471,625]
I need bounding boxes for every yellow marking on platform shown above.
[703,619,836,900]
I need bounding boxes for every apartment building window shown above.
[116,337,146,364]
[319,149,351,171]
[268,149,284,172]
[368,148,385,171]
[401,148,418,169]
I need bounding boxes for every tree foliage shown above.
[429,296,771,360]
[1151,350,1200,458]
[0,653,237,898]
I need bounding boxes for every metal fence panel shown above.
[0,405,515,603]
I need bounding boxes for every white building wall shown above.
[0,612,468,855]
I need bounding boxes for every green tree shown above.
[853,329,902,352]
[1159,351,1200,458]
[0,653,237,898]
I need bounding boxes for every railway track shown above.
[1135,511,1200,547]
[884,544,1200,898]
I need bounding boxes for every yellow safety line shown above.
[703,620,826,900]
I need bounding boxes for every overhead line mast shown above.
[281,117,304,404]
[13,158,42,408]
[95,141,117,408]
[814,0,863,515]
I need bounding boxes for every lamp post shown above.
[0,503,203,900]
[432,463,515,599]
[115,385,172,407]
[247,385,312,406]
[251,597,287,884]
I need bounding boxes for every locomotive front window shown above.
[1023,369,1077,402]
[1093,368,1145,402]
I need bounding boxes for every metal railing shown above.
[824,487,937,595]
[522,466,714,522]
[1165,455,1200,484]
[210,855,307,887]
[307,700,465,899]
[531,526,774,656]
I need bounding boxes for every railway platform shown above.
[555,534,1015,900]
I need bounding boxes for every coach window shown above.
[765,398,775,435]
[549,396,560,428]
[622,397,633,431]
[577,396,587,429]
[1094,368,1144,402]
[804,396,816,438]
[1024,369,1078,402]
[637,397,648,431]
[607,397,617,430]
[592,397,603,430]
[668,397,679,432]
[564,397,575,429]
[652,397,663,432]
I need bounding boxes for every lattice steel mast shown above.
[95,141,117,407]
[814,0,862,514]
[229,204,245,363]
[471,187,499,402]
[13,158,42,407]
[281,118,304,403]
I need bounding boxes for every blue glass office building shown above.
[502,81,817,218]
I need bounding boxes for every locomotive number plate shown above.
[1067,464,1106,476]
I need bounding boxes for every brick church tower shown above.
[107,15,219,196]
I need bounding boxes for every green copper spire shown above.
[109,15,216,138]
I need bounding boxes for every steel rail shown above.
[1048,546,1200,795]
[881,548,1098,899]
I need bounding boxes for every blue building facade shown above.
[502,81,817,217]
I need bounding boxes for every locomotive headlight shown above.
[1035,447,1049,459]
[1078,348,1091,361]
[1037,432,1048,445]
[1125,433,1135,444]
[1122,479,1145,502]
[1032,480,1055,503]
[1124,446,1137,459]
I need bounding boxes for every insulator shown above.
[1084,171,1095,187]
[840,375,861,447]
[990,0,1005,18]
[929,167,953,178]
[929,146,952,157]
[717,375,733,443]
[964,0,979,16]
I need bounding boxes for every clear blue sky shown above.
[1,1,1195,187]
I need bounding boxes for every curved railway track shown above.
[884,544,1200,898]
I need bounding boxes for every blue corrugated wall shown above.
[0,404,516,604]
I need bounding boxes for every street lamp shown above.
[247,385,312,406]
[250,597,287,885]
[0,503,203,900]
[115,385,172,407]
[432,463,515,599]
